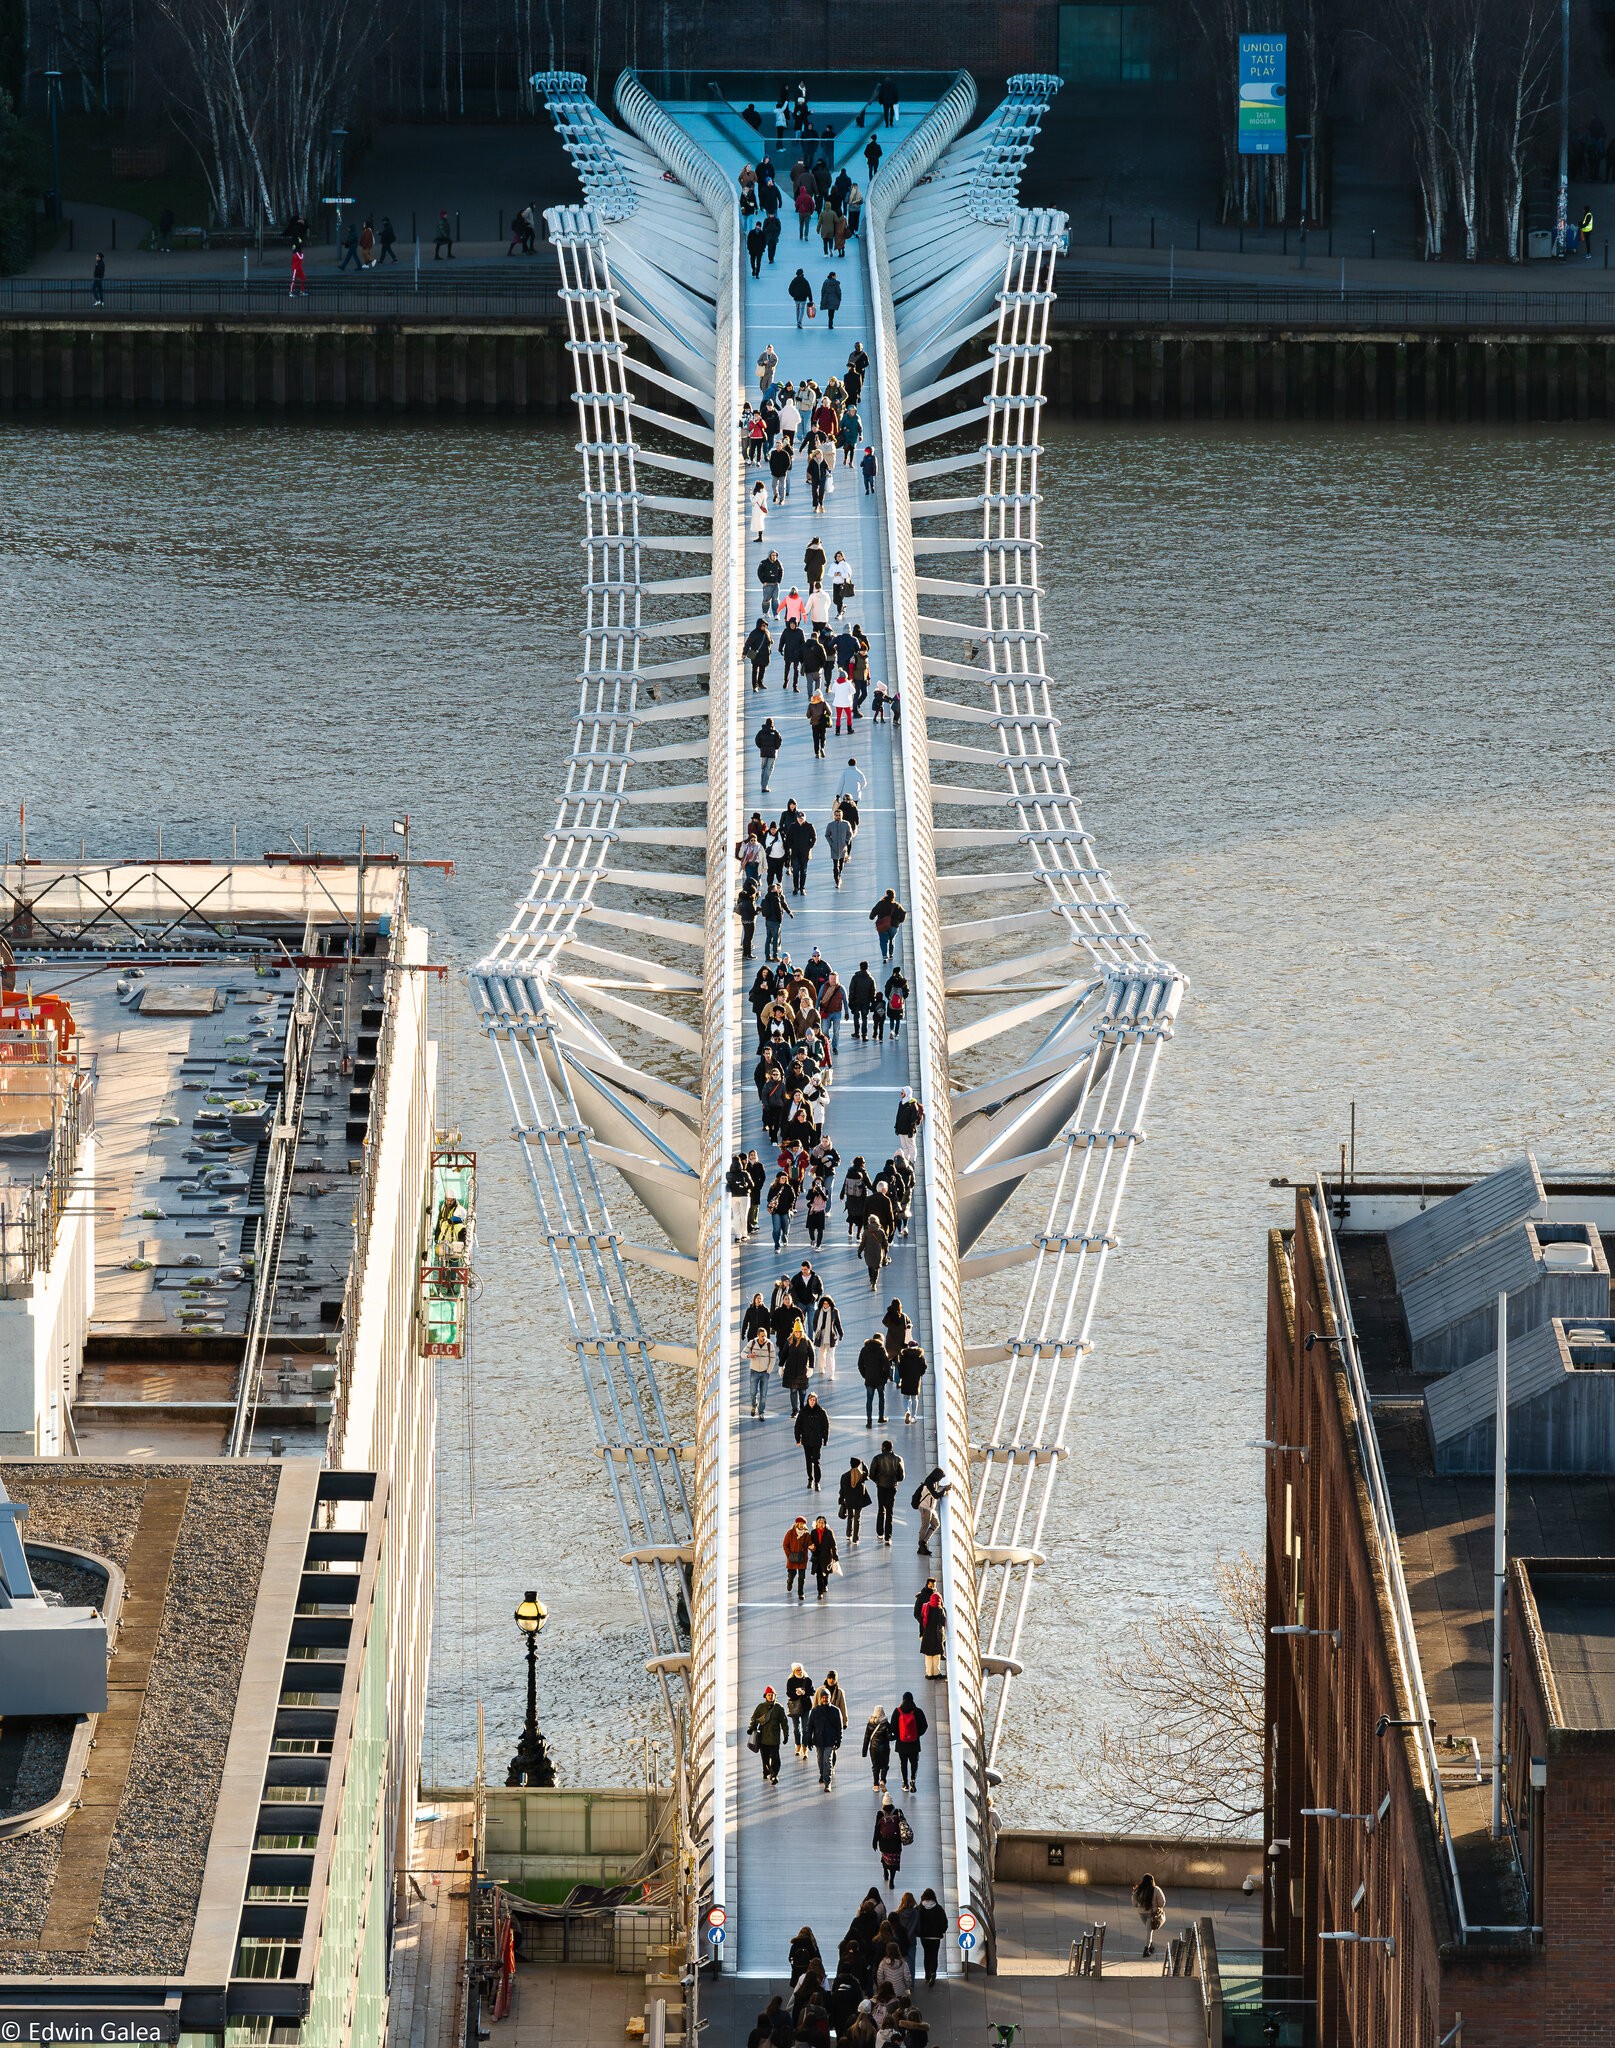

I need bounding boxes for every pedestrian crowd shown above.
[743,1876,947,2047]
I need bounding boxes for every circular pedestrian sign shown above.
[959,1930,977,1951]
[709,1924,727,1944]
[706,1906,728,1929]
[957,1909,978,1934]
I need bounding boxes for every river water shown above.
[4,416,1610,1825]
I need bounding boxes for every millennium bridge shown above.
[472,67,1183,1978]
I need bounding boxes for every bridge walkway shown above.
[667,98,958,1978]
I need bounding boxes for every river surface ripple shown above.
[4,417,1609,1824]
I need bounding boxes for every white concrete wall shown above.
[0,1131,95,1456]
[334,922,438,1909]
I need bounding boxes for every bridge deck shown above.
[667,99,960,1978]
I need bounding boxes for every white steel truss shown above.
[874,74,1187,1773]
[471,69,734,1719]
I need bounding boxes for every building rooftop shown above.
[0,1459,282,1977]
[0,859,415,1461]
[1330,1161,1615,1930]
[0,1456,382,2039]
[1521,1563,1615,1732]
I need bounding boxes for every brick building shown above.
[1265,1156,1615,2046]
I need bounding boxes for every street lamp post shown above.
[1295,132,1313,270]
[44,70,62,224]
[506,1590,556,1787]
[330,125,349,248]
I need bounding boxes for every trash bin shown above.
[1527,228,1554,260]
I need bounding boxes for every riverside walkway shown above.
[474,67,1183,1989]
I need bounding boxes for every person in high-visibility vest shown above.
[1582,207,1595,258]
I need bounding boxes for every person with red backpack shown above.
[872,1791,913,1888]
[891,1692,928,1792]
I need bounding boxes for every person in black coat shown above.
[858,1336,892,1426]
[779,616,806,690]
[819,270,842,330]
[869,1438,904,1542]
[755,713,783,792]
[847,962,877,1039]
[807,1686,843,1786]
[745,618,773,691]
[897,1340,928,1425]
[782,811,817,895]
[916,1890,948,1986]
[807,1515,839,1600]
[758,546,784,614]
[861,1704,893,1789]
[790,1259,824,1317]
[891,1693,927,1793]
[747,218,768,276]
[795,1391,830,1487]
[838,1456,871,1543]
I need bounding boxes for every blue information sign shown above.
[1238,34,1287,157]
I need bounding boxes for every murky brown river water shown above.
[4,416,1610,1823]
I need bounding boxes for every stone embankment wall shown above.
[0,321,571,413]
[2,319,1613,421]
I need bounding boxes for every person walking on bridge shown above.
[747,218,768,277]
[862,1704,893,1790]
[869,1438,904,1541]
[782,1317,815,1417]
[860,1212,890,1293]
[838,1454,869,1542]
[916,1891,947,1985]
[814,1291,843,1380]
[826,808,854,889]
[894,1089,925,1165]
[790,264,815,322]
[892,1693,927,1794]
[745,618,773,691]
[809,1686,843,1788]
[898,1342,929,1429]
[747,1322,775,1416]
[820,269,843,330]
[859,1337,892,1427]
[749,1685,788,1783]
[808,1514,839,1600]
[864,133,883,180]
[848,962,876,1040]
[758,342,779,392]
[755,714,782,790]
[786,1662,815,1753]
[433,209,454,258]
[870,889,906,965]
[796,1390,830,1488]
[762,881,793,963]
[873,1792,911,1888]
[758,546,783,616]
[784,1518,812,1601]
[919,1586,947,1679]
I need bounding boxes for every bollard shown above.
[1371,227,1376,260]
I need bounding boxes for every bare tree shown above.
[150,0,369,225]
[1095,1552,1264,1839]
[1491,0,1559,260]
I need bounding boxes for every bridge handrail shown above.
[614,67,744,1951]
[864,69,999,1943]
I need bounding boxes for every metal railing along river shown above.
[1052,280,1615,329]
[0,277,565,319]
